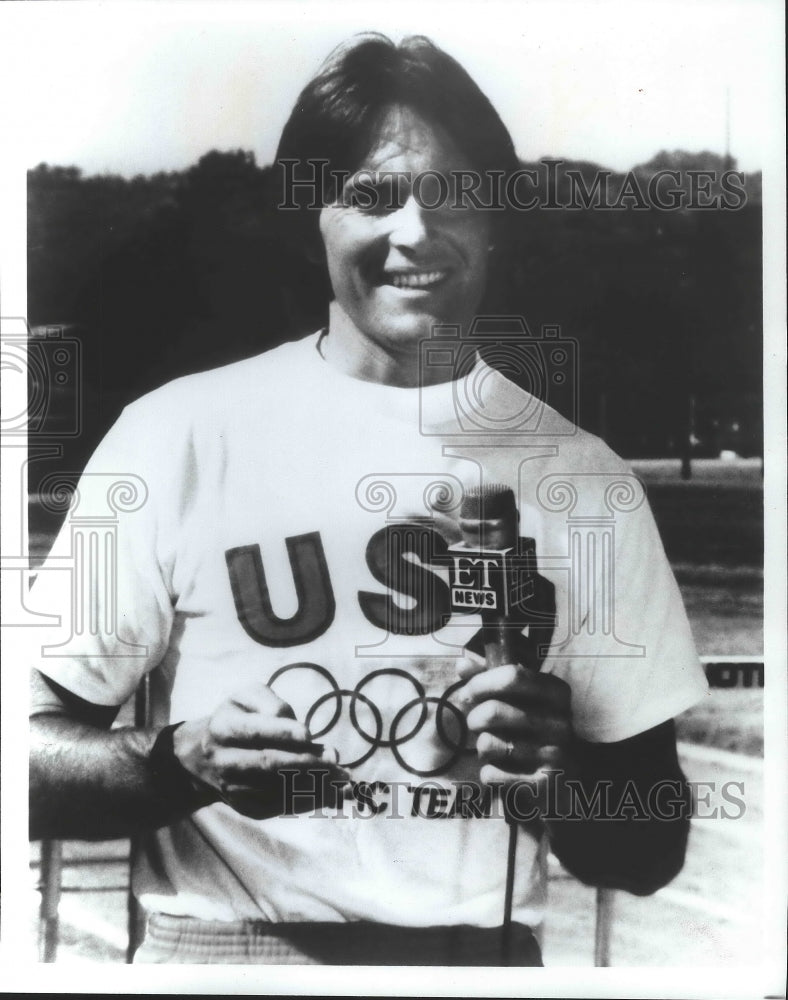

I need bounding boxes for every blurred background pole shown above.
[38,839,63,963]
[126,674,151,963]
[594,887,615,966]
[681,392,695,480]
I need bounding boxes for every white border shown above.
[1,1,785,995]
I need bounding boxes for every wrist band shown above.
[149,722,219,808]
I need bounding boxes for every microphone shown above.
[452,483,533,964]
[450,483,530,670]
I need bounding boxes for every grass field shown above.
[633,456,763,660]
[633,458,764,756]
[675,688,762,755]
[676,567,762,656]
[632,457,763,569]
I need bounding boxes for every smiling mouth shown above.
[382,269,449,290]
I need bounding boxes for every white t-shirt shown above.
[28,331,707,927]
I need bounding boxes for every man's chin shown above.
[368,309,454,346]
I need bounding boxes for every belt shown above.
[136,913,543,966]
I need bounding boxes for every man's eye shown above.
[344,188,380,210]
[344,177,406,213]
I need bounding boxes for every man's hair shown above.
[273,33,521,330]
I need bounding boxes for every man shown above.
[29,34,707,965]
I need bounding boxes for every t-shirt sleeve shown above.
[27,401,176,707]
[543,484,709,743]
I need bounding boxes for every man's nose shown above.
[388,194,431,251]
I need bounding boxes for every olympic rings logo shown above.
[268,662,473,777]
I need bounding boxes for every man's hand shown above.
[454,659,692,895]
[455,657,577,822]
[172,683,351,820]
[458,658,576,784]
[29,670,351,840]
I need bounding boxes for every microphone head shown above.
[460,483,517,521]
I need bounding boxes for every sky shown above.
[1,0,783,178]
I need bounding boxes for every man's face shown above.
[318,105,491,362]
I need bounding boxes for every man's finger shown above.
[480,761,555,789]
[460,663,571,712]
[466,699,571,745]
[211,710,311,748]
[476,732,543,773]
[466,698,527,734]
[215,748,351,788]
[222,769,350,820]
[456,655,487,681]
[228,682,298,720]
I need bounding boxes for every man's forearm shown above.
[545,776,690,896]
[544,721,691,896]
[29,715,215,841]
